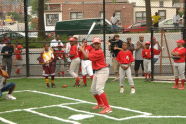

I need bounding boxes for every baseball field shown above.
[0,78,186,124]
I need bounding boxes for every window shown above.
[100,11,103,18]
[46,14,59,26]
[115,11,121,21]
[70,12,83,20]
[45,4,61,11]
[159,0,164,7]
[135,11,146,22]
[158,10,166,21]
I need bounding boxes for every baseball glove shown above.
[62,84,68,88]
[0,69,9,78]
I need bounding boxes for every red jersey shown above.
[79,45,93,59]
[55,50,64,59]
[116,50,134,64]
[69,45,79,60]
[88,49,107,70]
[15,49,22,60]
[142,49,151,59]
[172,47,186,63]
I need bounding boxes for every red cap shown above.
[92,37,101,44]
[176,40,185,44]
[69,37,77,42]
[16,45,23,49]
[145,41,151,45]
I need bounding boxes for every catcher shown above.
[38,44,56,88]
[0,65,16,100]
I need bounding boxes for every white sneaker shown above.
[6,94,16,100]
[120,87,124,93]
[130,88,136,94]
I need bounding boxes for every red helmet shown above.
[92,37,101,44]
[69,37,77,42]
[145,41,151,45]
[16,45,23,49]
[176,40,185,44]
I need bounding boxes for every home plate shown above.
[68,114,95,120]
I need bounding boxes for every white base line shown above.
[0,117,17,124]
[24,109,80,124]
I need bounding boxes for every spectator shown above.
[1,41,14,77]
[173,11,181,28]
[110,13,119,32]
[134,36,144,77]
[14,43,24,75]
[0,41,5,64]
[50,35,64,51]
[0,65,16,100]
[108,35,123,81]
[152,37,161,64]
[152,12,161,27]
[126,37,135,54]
[2,35,10,44]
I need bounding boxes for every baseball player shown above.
[68,37,81,87]
[38,44,56,88]
[79,39,93,86]
[171,40,185,90]
[14,44,24,75]
[142,41,151,81]
[116,42,135,94]
[79,37,112,114]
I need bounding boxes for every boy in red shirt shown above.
[142,41,151,81]
[171,40,185,90]
[79,39,93,86]
[116,42,135,94]
[69,37,81,87]
[79,37,112,114]
[14,44,23,74]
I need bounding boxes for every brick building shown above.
[44,0,134,30]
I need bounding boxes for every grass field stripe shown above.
[59,105,120,121]
[24,109,80,124]
[0,117,17,124]
[27,90,151,115]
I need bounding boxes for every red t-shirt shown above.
[153,49,161,55]
[142,49,151,59]
[15,49,22,60]
[88,49,107,70]
[79,45,93,60]
[55,50,64,59]
[116,50,134,64]
[172,47,186,63]
[69,45,79,60]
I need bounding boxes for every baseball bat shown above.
[85,22,96,40]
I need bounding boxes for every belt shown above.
[94,66,109,72]
[144,58,151,60]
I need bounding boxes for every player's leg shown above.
[50,61,56,88]
[147,60,152,80]
[143,59,148,81]
[81,60,88,86]
[56,60,61,76]
[74,58,81,86]
[141,60,145,76]
[95,68,112,114]
[126,66,135,94]
[6,58,12,77]
[1,82,16,100]
[91,74,104,109]
[112,58,119,81]
[87,61,94,81]
[60,59,65,77]
[43,65,50,88]
[178,63,185,90]
[69,58,80,86]
[172,63,179,88]
[119,66,125,93]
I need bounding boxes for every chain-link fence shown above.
[0,0,185,78]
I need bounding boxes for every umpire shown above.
[1,41,14,77]
[108,34,123,81]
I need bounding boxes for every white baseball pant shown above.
[119,64,134,87]
[81,60,93,76]
[91,67,109,95]
[174,62,185,80]
[69,58,80,78]
[144,59,151,74]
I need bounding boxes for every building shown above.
[44,0,134,31]
[128,0,177,22]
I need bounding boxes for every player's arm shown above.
[135,42,142,50]
[78,46,88,59]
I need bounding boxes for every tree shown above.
[38,0,45,38]
[145,0,152,30]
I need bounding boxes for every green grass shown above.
[0,78,186,124]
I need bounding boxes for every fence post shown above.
[24,0,30,77]
[151,27,154,81]
[183,0,186,77]
[103,0,106,57]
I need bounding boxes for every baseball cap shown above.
[16,45,23,49]
[176,40,185,44]
[145,41,151,45]
[92,37,101,44]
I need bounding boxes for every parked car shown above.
[123,18,184,33]
[55,18,121,35]
[0,32,37,40]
